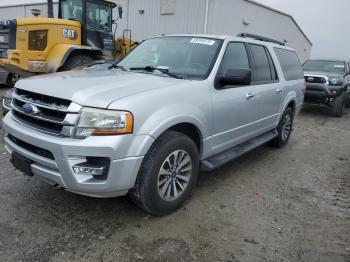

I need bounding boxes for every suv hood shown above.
[303,71,344,78]
[15,68,185,108]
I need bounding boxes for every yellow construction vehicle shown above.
[0,0,135,86]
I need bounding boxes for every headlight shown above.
[28,30,48,51]
[328,77,343,86]
[75,108,133,138]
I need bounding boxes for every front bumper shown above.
[0,56,46,76]
[2,112,155,197]
[304,82,345,103]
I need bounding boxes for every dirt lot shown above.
[0,85,349,262]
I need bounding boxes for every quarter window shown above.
[275,48,303,81]
[249,44,277,83]
[219,42,250,73]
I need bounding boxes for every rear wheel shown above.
[130,131,199,216]
[270,107,294,148]
[6,73,19,88]
[331,92,346,117]
[59,54,94,71]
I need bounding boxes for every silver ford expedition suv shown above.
[2,34,305,215]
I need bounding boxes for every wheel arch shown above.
[134,119,205,159]
[163,122,203,154]
[278,96,297,123]
[46,44,103,72]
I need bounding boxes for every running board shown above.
[200,129,277,171]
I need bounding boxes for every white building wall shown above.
[115,0,207,41]
[0,3,58,19]
[117,0,311,61]
[0,0,312,61]
[206,0,311,62]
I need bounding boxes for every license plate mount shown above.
[12,152,33,176]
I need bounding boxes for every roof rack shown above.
[237,33,285,46]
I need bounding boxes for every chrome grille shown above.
[12,88,82,136]
[304,75,327,84]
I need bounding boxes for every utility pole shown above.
[47,0,54,18]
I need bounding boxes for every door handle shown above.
[246,92,255,100]
[276,88,283,94]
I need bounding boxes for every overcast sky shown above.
[255,0,350,60]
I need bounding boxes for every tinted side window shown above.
[249,44,275,82]
[274,48,303,81]
[219,42,250,73]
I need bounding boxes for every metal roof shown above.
[245,0,312,46]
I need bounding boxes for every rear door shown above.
[247,44,282,129]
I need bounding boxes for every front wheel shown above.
[331,92,346,117]
[270,107,294,148]
[130,131,199,216]
[6,73,19,88]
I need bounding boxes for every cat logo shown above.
[62,28,78,40]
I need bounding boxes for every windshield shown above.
[303,60,345,74]
[118,36,223,79]
[60,0,83,22]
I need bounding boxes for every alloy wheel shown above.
[281,114,292,142]
[157,150,192,201]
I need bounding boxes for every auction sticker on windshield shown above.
[190,38,216,46]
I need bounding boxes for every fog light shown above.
[73,163,105,176]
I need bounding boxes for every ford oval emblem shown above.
[22,103,40,115]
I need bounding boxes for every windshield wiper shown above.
[108,62,126,71]
[129,66,184,79]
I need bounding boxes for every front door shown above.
[210,42,281,155]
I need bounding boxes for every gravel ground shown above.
[0,85,349,262]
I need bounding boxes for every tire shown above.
[6,73,19,88]
[130,131,199,216]
[346,93,350,108]
[59,54,94,71]
[269,107,294,148]
[331,92,346,117]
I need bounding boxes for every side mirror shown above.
[217,68,252,87]
[118,6,123,19]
